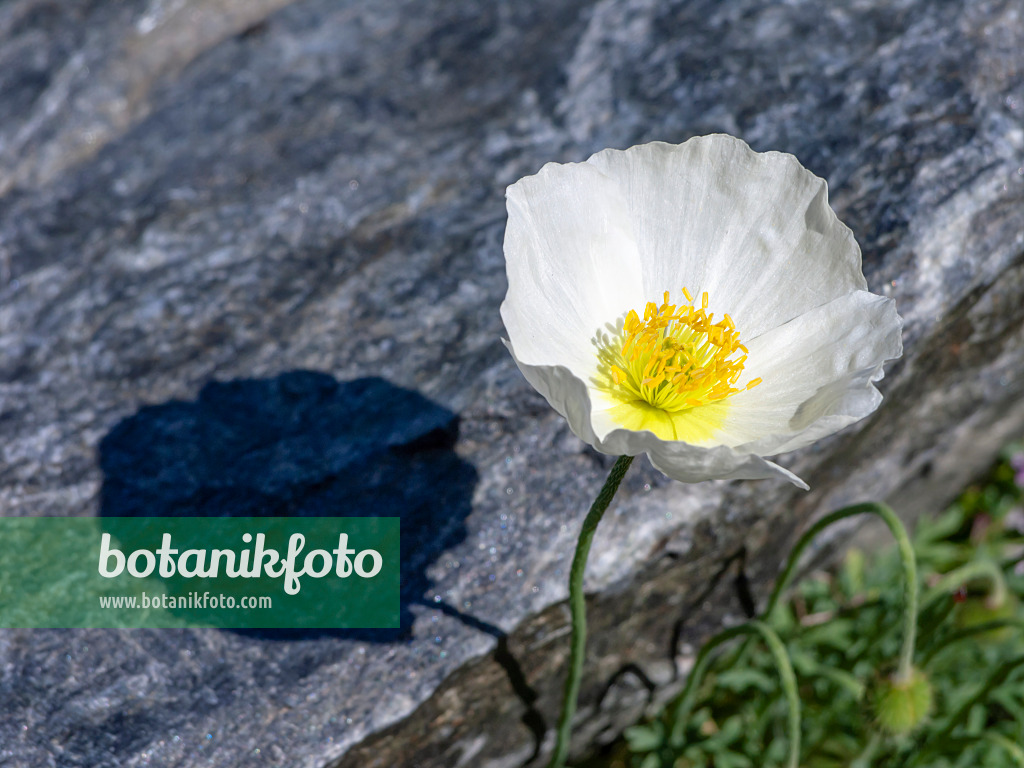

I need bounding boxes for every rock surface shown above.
[1,0,1022,766]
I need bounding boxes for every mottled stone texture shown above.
[1,0,1022,766]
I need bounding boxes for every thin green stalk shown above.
[762,502,919,681]
[921,558,1008,611]
[547,454,634,768]
[669,624,748,747]
[668,620,802,768]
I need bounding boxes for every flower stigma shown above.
[594,289,761,443]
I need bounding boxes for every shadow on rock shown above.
[98,370,477,640]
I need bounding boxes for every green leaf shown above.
[716,668,776,694]
[625,722,665,753]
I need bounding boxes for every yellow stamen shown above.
[595,288,756,421]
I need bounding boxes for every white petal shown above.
[718,290,903,454]
[506,345,810,489]
[501,159,645,379]
[586,136,867,337]
[646,442,808,489]
[599,424,809,488]
[502,342,606,449]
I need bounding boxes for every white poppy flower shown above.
[501,135,903,489]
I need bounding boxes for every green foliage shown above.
[593,443,1024,768]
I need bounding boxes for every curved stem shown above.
[921,558,1008,611]
[763,502,918,681]
[669,624,748,746]
[669,621,802,768]
[546,455,634,768]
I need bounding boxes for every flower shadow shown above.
[97,370,477,641]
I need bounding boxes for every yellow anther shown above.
[595,287,757,415]
[746,377,762,390]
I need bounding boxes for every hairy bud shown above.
[871,667,933,736]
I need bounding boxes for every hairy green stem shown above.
[668,621,802,768]
[763,502,919,681]
[546,455,634,768]
[921,558,1008,611]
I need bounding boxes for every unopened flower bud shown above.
[871,667,933,736]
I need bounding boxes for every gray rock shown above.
[1,0,1022,766]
